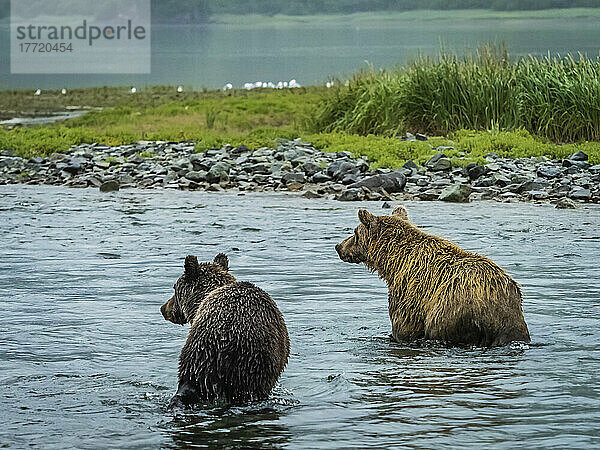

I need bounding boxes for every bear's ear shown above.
[213,253,229,271]
[392,205,409,220]
[184,255,199,277]
[358,209,376,227]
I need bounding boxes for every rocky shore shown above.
[1,139,599,206]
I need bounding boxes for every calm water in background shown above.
[1,17,600,90]
[1,185,599,448]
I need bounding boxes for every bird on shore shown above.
[130,87,137,94]
[34,89,41,96]
[222,83,233,91]
[177,85,184,93]
[61,88,67,95]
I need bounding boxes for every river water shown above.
[1,16,600,90]
[1,185,599,448]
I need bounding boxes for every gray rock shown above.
[248,163,270,174]
[99,180,119,192]
[327,160,357,180]
[382,201,392,209]
[341,174,360,185]
[418,189,441,201]
[119,174,134,185]
[300,161,322,177]
[518,180,548,193]
[474,177,494,188]
[403,160,418,171]
[555,198,578,209]
[537,165,561,178]
[347,171,407,194]
[492,174,512,187]
[337,188,362,201]
[312,172,332,183]
[282,172,306,185]
[185,170,207,182]
[235,155,250,165]
[569,150,588,161]
[427,156,451,171]
[205,162,230,184]
[569,188,592,200]
[302,190,322,199]
[528,190,549,200]
[439,183,472,203]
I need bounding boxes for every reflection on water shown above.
[1,185,599,448]
[1,18,600,89]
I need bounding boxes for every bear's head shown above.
[335,207,409,265]
[161,253,235,325]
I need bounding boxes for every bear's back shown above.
[180,281,289,403]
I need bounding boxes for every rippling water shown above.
[1,185,599,449]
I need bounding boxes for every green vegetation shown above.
[2,47,600,167]
[313,47,600,143]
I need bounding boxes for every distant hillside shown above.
[2,0,600,23]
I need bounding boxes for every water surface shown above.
[1,16,600,90]
[1,185,599,448]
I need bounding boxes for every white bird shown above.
[243,83,253,90]
[130,87,137,94]
[222,83,233,91]
[267,82,275,89]
[254,82,262,88]
[276,81,284,89]
[283,81,288,88]
[34,89,41,96]
[289,79,301,88]
[177,85,184,93]
[61,88,67,95]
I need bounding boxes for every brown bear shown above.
[335,207,530,347]
[161,253,289,406]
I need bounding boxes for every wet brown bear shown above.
[161,253,289,406]
[335,207,530,347]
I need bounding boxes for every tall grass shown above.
[312,46,600,143]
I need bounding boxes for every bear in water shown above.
[335,207,530,347]
[161,253,289,406]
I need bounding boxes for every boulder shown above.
[537,165,561,178]
[569,188,591,200]
[439,183,472,203]
[555,198,578,209]
[99,180,119,192]
[337,188,362,201]
[347,171,407,194]
[569,150,588,161]
[312,172,332,183]
[281,172,306,185]
[205,162,230,184]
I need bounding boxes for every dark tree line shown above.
[2,0,600,22]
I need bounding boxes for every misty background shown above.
[1,0,599,90]
[1,0,600,22]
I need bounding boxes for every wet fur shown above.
[336,208,530,347]
[161,254,289,406]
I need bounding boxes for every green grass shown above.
[2,53,600,167]
[312,46,600,144]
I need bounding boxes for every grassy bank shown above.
[313,46,600,144]
[2,47,600,166]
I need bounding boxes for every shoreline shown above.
[1,139,597,207]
